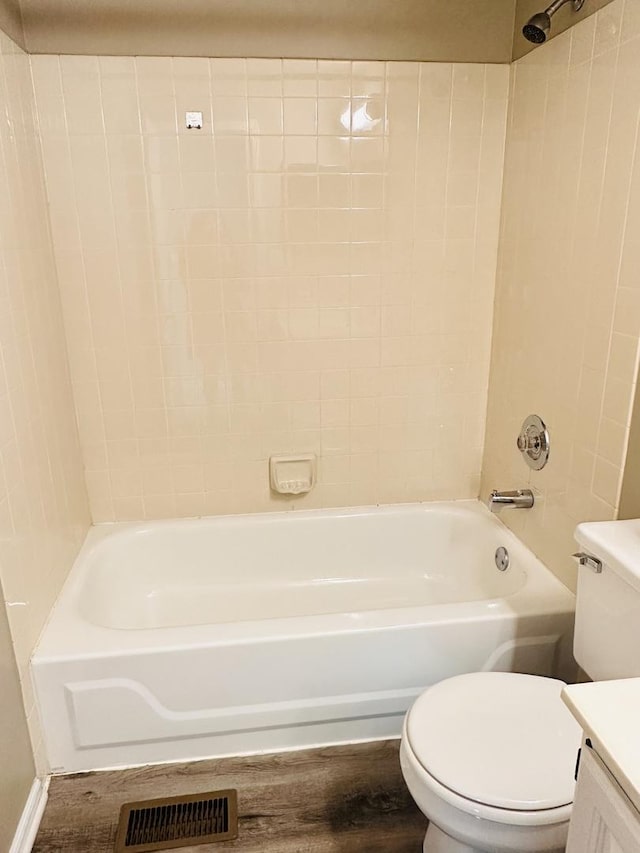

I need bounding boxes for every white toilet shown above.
[400,521,640,853]
[400,672,580,853]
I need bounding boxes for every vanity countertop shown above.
[562,678,640,813]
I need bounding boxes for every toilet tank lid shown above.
[406,672,582,812]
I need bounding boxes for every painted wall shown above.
[12,0,618,64]
[20,0,516,63]
[0,27,90,774]
[482,0,640,592]
[32,57,509,521]
[0,577,34,851]
[0,0,23,48]
[619,375,640,517]
[11,0,621,65]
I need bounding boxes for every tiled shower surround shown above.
[32,57,509,521]
[482,0,640,591]
[0,30,89,770]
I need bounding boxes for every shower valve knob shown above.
[517,432,541,453]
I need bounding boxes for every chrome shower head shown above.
[522,0,586,45]
[522,11,552,43]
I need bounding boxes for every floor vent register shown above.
[114,789,238,850]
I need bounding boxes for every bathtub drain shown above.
[114,789,238,850]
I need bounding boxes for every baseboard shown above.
[9,776,50,853]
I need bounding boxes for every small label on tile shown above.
[185,111,203,130]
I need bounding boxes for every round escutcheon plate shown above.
[516,414,550,471]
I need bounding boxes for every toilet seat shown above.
[406,672,582,813]
[401,728,573,829]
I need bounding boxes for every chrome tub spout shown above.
[488,489,534,512]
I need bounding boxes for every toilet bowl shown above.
[400,671,583,853]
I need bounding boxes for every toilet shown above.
[400,521,640,853]
[400,672,580,853]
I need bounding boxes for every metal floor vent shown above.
[114,789,238,851]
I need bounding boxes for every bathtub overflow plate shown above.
[495,546,509,572]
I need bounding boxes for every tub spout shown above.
[488,489,534,512]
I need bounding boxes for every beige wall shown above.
[619,379,640,518]
[0,28,90,772]
[32,57,509,521]
[513,0,616,60]
[0,0,23,48]
[0,577,34,851]
[20,0,516,63]
[482,0,640,592]
[13,0,617,64]
[3,0,621,64]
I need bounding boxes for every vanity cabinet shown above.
[567,745,640,853]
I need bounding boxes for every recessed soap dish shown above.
[269,454,316,496]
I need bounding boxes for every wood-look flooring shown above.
[33,740,427,852]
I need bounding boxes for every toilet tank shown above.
[574,519,640,681]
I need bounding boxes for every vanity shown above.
[562,518,640,853]
[563,681,640,852]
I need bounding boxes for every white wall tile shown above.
[0,31,90,770]
[32,57,509,520]
[482,0,640,593]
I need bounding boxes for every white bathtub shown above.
[32,501,576,773]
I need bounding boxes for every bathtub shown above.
[32,501,576,774]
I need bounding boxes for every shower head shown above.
[522,11,552,43]
[522,0,586,45]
